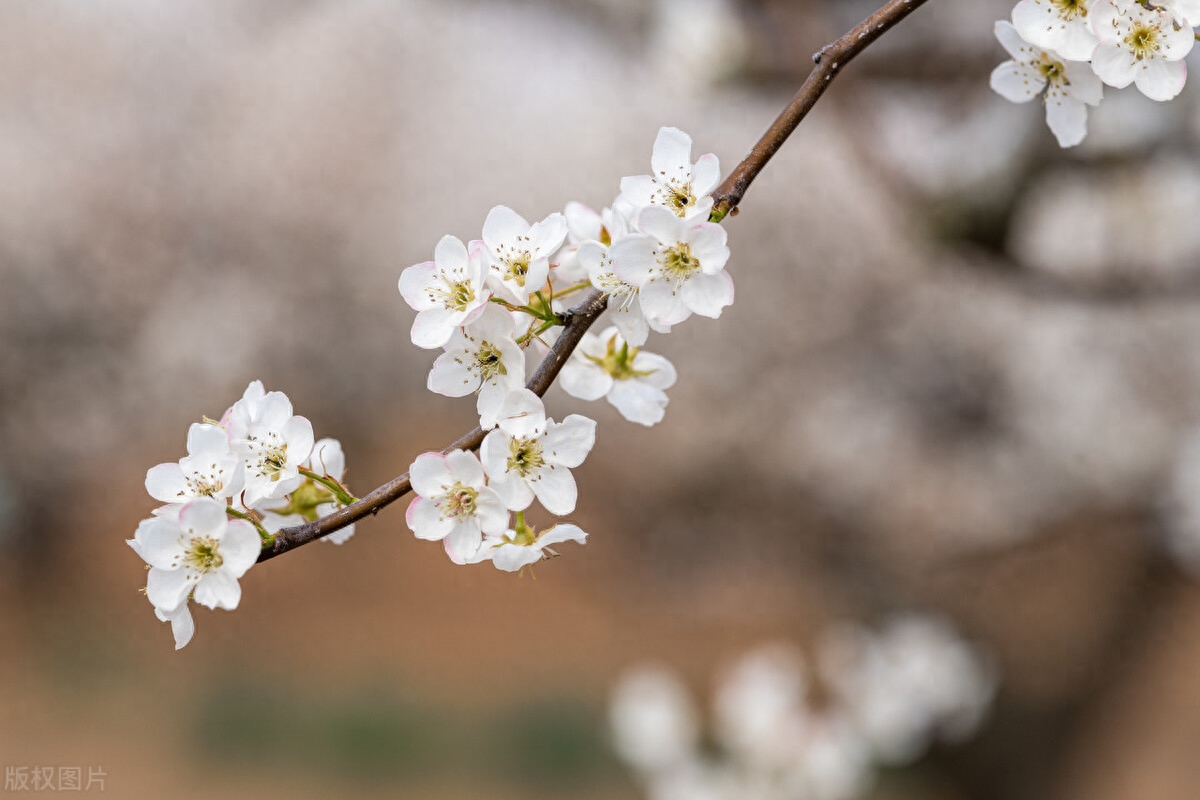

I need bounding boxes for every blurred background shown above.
[5,0,1200,797]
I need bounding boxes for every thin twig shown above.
[258,0,929,563]
[711,0,929,219]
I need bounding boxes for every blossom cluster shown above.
[989,0,1197,147]
[398,126,734,569]
[127,381,356,649]
[610,617,996,800]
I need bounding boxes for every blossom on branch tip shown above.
[482,205,567,303]
[560,327,678,426]
[426,303,526,430]
[1011,0,1100,62]
[399,234,492,349]
[469,520,589,572]
[479,389,596,515]
[1089,0,1193,101]
[406,449,508,564]
[228,390,315,508]
[989,20,1102,148]
[619,127,721,222]
[145,422,244,511]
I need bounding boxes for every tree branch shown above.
[711,0,930,219]
[258,0,930,564]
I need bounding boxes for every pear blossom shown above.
[479,389,596,515]
[398,234,492,349]
[1090,0,1193,101]
[609,206,734,328]
[405,449,508,563]
[619,127,721,222]
[129,497,261,614]
[219,379,266,438]
[426,303,526,430]
[1011,0,1100,62]
[227,389,315,508]
[145,422,244,510]
[559,327,678,426]
[989,20,1103,147]
[577,239,657,347]
[261,438,357,544]
[128,519,197,650]
[1159,0,1200,25]
[469,520,588,572]
[482,205,567,303]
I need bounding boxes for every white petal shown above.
[682,270,735,319]
[631,351,678,390]
[639,279,692,327]
[444,523,484,564]
[529,213,568,256]
[564,201,602,241]
[1090,42,1137,89]
[444,449,486,487]
[434,234,469,273]
[135,518,186,569]
[145,463,190,504]
[537,523,588,548]
[398,261,440,311]
[607,235,659,287]
[495,389,547,438]
[406,495,455,540]
[559,360,613,401]
[989,59,1045,103]
[542,415,597,468]
[691,153,721,198]
[187,422,231,458]
[618,175,658,208]
[179,497,230,537]
[637,206,686,245]
[147,567,193,612]
[1062,60,1103,105]
[410,307,460,350]
[219,520,262,578]
[611,295,651,347]
[531,465,578,515]
[1133,57,1187,102]
[161,603,195,650]
[685,223,730,273]
[993,18,1032,61]
[651,127,694,179]
[309,438,345,479]
[483,205,530,251]
[427,352,479,398]
[474,488,510,535]
[410,452,453,497]
[1044,92,1089,147]
[282,415,315,468]
[489,470,536,512]
[491,543,544,572]
[608,380,669,426]
[193,569,241,610]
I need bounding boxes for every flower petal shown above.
[542,415,597,468]
[193,569,241,610]
[531,464,578,515]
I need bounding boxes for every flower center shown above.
[504,256,531,287]
[1126,24,1159,59]
[246,432,289,481]
[440,483,479,520]
[1051,0,1085,20]
[507,438,545,477]
[475,342,507,382]
[442,278,476,311]
[1037,54,1066,84]
[660,243,700,280]
[185,536,223,573]
[185,471,222,497]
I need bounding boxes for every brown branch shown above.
[256,0,930,564]
[711,0,929,219]
[258,289,609,562]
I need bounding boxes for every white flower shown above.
[577,239,657,347]
[128,518,197,650]
[145,422,244,511]
[479,389,596,515]
[609,666,700,773]
[405,449,508,564]
[228,390,315,508]
[219,379,266,438]
[469,521,588,572]
[482,205,568,303]
[261,438,357,544]
[1011,0,1100,62]
[619,127,721,222]
[989,20,1103,148]
[129,497,261,614]
[426,303,527,430]
[1090,0,1194,101]
[609,206,734,328]
[398,234,492,349]
[1159,0,1200,25]
[559,327,678,426]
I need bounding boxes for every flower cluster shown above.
[399,127,734,569]
[127,381,356,649]
[610,617,996,800]
[990,0,1196,147]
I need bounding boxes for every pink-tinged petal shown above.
[529,213,568,256]
[682,270,735,319]
[309,438,345,479]
[483,205,530,251]
[495,389,547,438]
[651,127,694,179]
[398,261,440,310]
[428,352,479,398]
[542,415,597,468]
[691,153,721,198]
[410,307,459,350]
[560,361,613,401]
[282,416,315,468]
[490,470,537,512]
[537,523,588,548]
[146,462,189,503]
[179,497,231,537]
[564,201,602,241]
[434,234,469,273]
[1090,42,1136,88]
[406,495,455,540]
[1134,57,1187,102]
[989,58,1045,103]
[410,452,453,497]
[444,523,484,564]
[219,520,262,577]
[187,422,230,458]
[619,175,658,207]
[531,465,578,515]
[631,352,677,390]
[444,449,486,487]
[474,488,510,535]
[637,205,686,245]
[193,569,241,610]
[607,235,659,287]
[135,518,186,569]
[491,543,544,572]
[639,279,692,327]
[1044,92,1089,147]
[685,223,730,272]
[147,567,193,612]
[608,380,669,426]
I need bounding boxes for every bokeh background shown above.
[5,0,1200,797]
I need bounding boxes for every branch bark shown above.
[258,0,929,564]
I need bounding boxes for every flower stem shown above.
[226,506,273,546]
[298,467,359,506]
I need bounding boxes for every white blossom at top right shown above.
[1089,0,1194,102]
